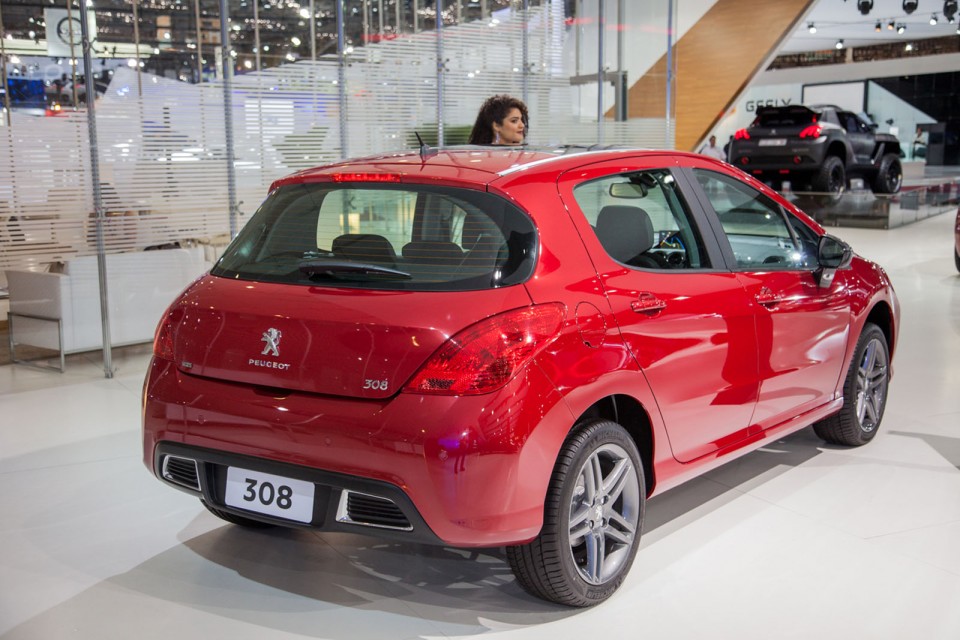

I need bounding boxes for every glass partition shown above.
[1,0,679,369]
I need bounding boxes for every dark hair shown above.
[468,94,529,145]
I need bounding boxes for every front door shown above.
[689,168,851,431]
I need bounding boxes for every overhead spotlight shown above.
[858,0,873,15]
[902,0,918,14]
[887,20,895,30]
[930,13,939,25]
[946,0,959,21]
[835,39,845,49]
[875,20,882,31]
[905,43,914,51]
[897,23,906,33]
[808,22,817,33]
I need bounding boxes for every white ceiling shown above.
[780,0,960,52]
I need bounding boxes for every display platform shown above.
[784,163,959,230]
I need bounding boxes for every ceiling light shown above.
[858,0,874,15]
[875,20,882,31]
[903,0,918,14]
[808,22,817,33]
[905,43,913,51]
[835,39,845,49]
[897,23,906,33]
[930,13,939,24]
[887,20,895,30]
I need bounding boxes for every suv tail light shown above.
[153,306,184,362]
[799,124,822,139]
[403,303,566,396]
[734,128,750,141]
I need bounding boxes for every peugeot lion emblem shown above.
[261,328,282,357]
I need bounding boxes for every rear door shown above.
[558,157,761,463]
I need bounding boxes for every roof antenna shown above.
[414,131,436,162]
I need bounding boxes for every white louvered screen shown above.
[0,0,675,274]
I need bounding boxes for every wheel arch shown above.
[874,139,902,160]
[827,140,848,164]
[573,394,656,496]
[864,300,896,360]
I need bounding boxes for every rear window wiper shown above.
[298,259,412,280]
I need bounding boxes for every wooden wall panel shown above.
[621,0,815,151]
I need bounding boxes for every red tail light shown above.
[734,128,750,141]
[403,303,566,396]
[153,306,184,362]
[799,124,822,139]
[331,173,401,182]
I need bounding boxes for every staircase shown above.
[621,0,816,151]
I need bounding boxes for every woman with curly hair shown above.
[468,94,528,145]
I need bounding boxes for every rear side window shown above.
[572,168,710,270]
[213,183,537,290]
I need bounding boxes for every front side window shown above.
[694,169,818,270]
[572,169,710,270]
[213,183,537,290]
[841,112,872,134]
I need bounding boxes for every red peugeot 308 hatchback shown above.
[144,147,899,606]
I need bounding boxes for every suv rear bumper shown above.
[729,139,828,175]
[143,357,573,547]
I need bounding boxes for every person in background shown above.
[699,134,726,161]
[468,94,528,145]
[912,126,927,160]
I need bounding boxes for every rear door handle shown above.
[631,292,666,313]
[755,287,782,307]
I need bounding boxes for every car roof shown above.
[269,146,706,191]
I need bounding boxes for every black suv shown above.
[728,104,902,196]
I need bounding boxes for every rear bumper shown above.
[729,140,827,175]
[142,357,573,547]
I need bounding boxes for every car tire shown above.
[872,153,902,194]
[201,499,275,528]
[506,419,645,607]
[814,323,890,447]
[811,155,846,198]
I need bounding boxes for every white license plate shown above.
[225,467,315,523]
[758,138,787,146]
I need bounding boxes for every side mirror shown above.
[815,234,853,287]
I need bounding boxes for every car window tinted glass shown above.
[573,168,710,269]
[213,184,536,290]
[693,169,817,270]
[840,112,872,134]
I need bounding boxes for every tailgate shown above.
[169,275,533,399]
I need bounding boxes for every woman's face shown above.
[493,107,525,145]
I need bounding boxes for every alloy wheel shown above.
[856,337,889,433]
[567,443,641,585]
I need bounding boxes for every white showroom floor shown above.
[2,211,959,640]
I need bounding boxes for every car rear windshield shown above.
[212,183,537,291]
[753,106,818,127]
